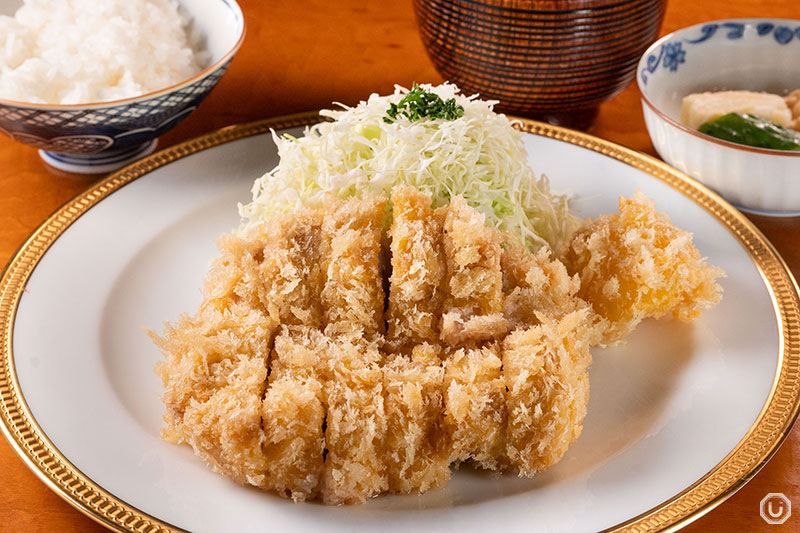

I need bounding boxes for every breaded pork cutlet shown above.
[501,244,605,345]
[244,209,325,327]
[503,309,593,475]
[440,196,509,345]
[317,196,391,503]
[382,187,452,492]
[261,327,327,501]
[154,185,725,505]
[386,186,447,349]
[502,244,584,327]
[152,228,278,487]
[382,344,451,493]
[321,331,387,504]
[264,326,390,505]
[152,306,271,487]
[321,196,387,338]
[153,209,325,490]
[261,375,324,501]
[564,191,724,345]
[442,344,507,470]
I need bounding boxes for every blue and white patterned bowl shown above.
[637,18,800,216]
[0,0,245,174]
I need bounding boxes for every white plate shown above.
[1,115,799,533]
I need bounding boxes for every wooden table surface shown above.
[1,0,798,531]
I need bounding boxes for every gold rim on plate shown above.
[1,112,798,533]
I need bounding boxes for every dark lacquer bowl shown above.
[413,0,667,129]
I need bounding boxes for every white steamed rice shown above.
[0,0,210,104]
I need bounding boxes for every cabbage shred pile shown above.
[239,83,578,253]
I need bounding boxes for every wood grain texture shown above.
[413,0,667,127]
[0,0,797,531]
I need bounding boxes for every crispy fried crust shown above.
[261,327,327,501]
[386,186,446,348]
[440,196,508,345]
[503,310,593,475]
[564,191,724,345]
[151,298,274,487]
[153,187,724,505]
[502,244,604,345]
[502,245,581,327]
[269,325,330,380]
[442,344,507,469]
[382,345,451,493]
[246,210,324,327]
[261,375,325,501]
[321,335,387,504]
[321,196,387,337]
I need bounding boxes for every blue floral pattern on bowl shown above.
[0,65,228,155]
[640,19,800,85]
[0,0,244,173]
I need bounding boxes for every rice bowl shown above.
[0,0,244,173]
[0,0,210,105]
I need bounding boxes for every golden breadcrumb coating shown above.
[179,361,268,486]
[386,186,447,348]
[202,232,263,313]
[151,304,273,487]
[154,211,327,490]
[321,196,387,337]
[250,210,324,327]
[269,325,330,379]
[441,196,503,314]
[321,335,387,504]
[503,245,580,327]
[261,327,328,501]
[502,244,605,345]
[261,375,325,501]
[153,186,724,505]
[206,210,323,327]
[503,310,593,476]
[382,344,451,493]
[440,196,508,345]
[443,344,507,470]
[564,191,724,344]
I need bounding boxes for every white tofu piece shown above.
[681,90,791,130]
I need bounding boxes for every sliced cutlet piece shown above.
[563,191,723,345]
[319,331,388,505]
[386,186,447,349]
[440,196,508,346]
[202,229,266,313]
[382,344,451,493]
[238,209,324,327]
[261,326,328,501]
[152,225,278,487]
[442,343,507,470]
[502,309,593,476]
[321,196,387,337]
[153,210,325,492]
[152,302,274,488]
[502,244,601,343]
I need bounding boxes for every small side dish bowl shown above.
[637,18,800,216]
[0,0,244,174]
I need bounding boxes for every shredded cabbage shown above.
[238,83,579,253]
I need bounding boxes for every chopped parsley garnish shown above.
[384,83,465,123]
